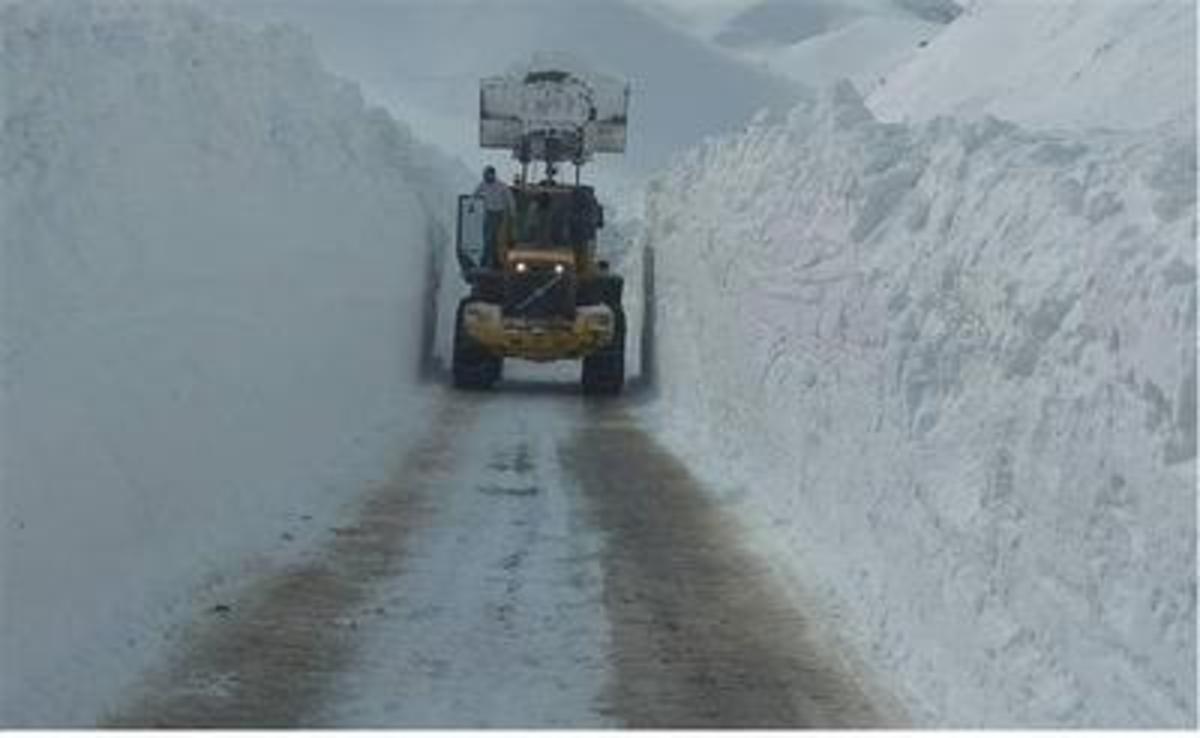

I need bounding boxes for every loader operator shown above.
[474,165,514,268]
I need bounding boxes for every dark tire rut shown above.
[103,399,470,728]
[564,407,885,728]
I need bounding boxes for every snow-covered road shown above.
[102,380,885,729]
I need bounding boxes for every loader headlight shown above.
[515,261,528,273]
[554,263,566,275]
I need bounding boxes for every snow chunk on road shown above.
[643,81,1195,726]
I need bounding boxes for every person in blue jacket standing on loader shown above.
[474,165,515,269]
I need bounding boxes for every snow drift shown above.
[642,82,1195,726]
[869,0,1196,131]
[1,1,458,725]
[712,0,960,95]
[642,0,961,98]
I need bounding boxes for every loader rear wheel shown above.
[582,306,625,396]
[452,300,502,390]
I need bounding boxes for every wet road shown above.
[106,381,884,728]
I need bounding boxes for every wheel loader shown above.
[452,64,630,395]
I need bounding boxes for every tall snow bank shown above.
[868,0,1196,131]
[643,83,1195,726]
[1,1,456,725]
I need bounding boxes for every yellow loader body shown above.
[461,302,616,362]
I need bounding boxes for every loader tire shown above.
[452,300,502,390]
[582,305,625,396]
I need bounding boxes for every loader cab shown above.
[455,182,603,276]
[509,184,603,267]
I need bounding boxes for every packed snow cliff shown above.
[1,1,459,724]
[640,0,1196,727]
[642,76,1195,726]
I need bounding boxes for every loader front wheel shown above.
[582,306,625,396]
[453,300,501,390]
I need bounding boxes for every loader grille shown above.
[504,268,576,320]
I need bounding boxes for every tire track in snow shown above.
[104,397,472,728]
[564,406,884,728]
[318,387,614,727]
[104,381,885,727]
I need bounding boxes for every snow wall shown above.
[1,2,459,724]
[642,82,1196,727]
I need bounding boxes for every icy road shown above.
[104,380,883,728]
